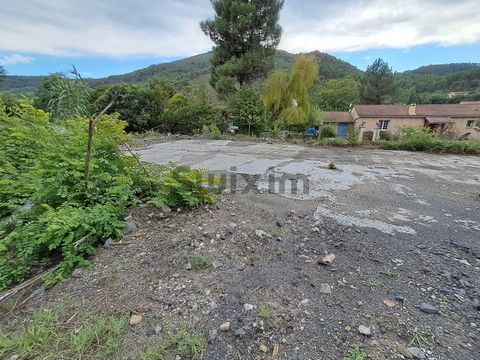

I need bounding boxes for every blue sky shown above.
[1,0,479,78]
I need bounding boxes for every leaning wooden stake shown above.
[84,118,95,187]
[83,98,116,188]
[0,265,60,304]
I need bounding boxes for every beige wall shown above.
[355,117,424,141]
[450,118,480,140]
[355,117,480,141]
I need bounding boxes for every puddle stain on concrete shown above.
[314,206,417,235]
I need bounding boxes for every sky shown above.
[1,0,479,78]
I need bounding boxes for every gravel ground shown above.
[2,140,479,360]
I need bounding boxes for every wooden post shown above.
[84,118,95,188]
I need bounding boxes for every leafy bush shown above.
[321,124,337,138]
[92,83,168,132]
[0,101,216,291]
[210,125,222,140]
[382,126,480,154]
[92,81,222,134]
[347,128,361,146]
[379,131,392,141]
[203,123,222,140]
[228,86,267,135]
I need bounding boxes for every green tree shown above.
[0,65,5,81]
[93,83,169,132]
[263,55,319,126]
[360,58,396,104]
[313,77,360,111]
[162,93,193,133]
[228,86,266,135]
[200,0,284,97]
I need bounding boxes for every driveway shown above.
[138,139,480,255]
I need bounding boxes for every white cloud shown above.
[279,0,480,53]
[0,0,214,57]
[0,0,479,57]
[0,54,35,65]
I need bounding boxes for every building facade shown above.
[324,104,480,141]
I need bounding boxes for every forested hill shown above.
[404,63,479,76]
[0,50,359,93]
[0,75,47,93]
[93,52,213,86]
[84,50,360,86]
[2,54,479,104]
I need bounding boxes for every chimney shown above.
[408,104,417,116]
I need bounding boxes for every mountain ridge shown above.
[0,50,360,93]
[0,51,478,96]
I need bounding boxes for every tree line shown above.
[1,0,479,137]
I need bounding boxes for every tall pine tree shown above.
[360,58,396,104]
[201,0,283,97]
[0,66,5,81]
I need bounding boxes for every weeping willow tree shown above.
[263,55,319,127]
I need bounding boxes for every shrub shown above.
[328,162,337,170]
[321,124,337,138]
[382,125,480,154]
[92,82,171,132]
[347,128,361,146]
[0,101,216,291]
[202,123,223,140]
[379,131,392,141]
[317,137,349,146]
[228,86,267,135]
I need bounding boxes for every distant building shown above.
[324,104,480,141]
[447,91,469,98]
[460,101,480,105]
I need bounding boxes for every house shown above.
[324,104,480,141]
[447,91,469,98]
[322,111,354,138]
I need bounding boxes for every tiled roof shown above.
[416,104,480,117]
[425,117,455,124]
[354,104,480,118]
[354,105,410,117]
[323,111,354,123]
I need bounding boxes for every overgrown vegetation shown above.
[407,327,431,347]
[0,99,215,291]
[258,304,273,320]
[382,126,480,154]
[140,329,207,360]
[0,308,127,359]
[191,255,211,271]
[321,124,337,138]
[343,345,367,360]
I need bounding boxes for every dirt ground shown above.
[2,139,479,360]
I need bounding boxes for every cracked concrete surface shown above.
[137,139,480,244]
